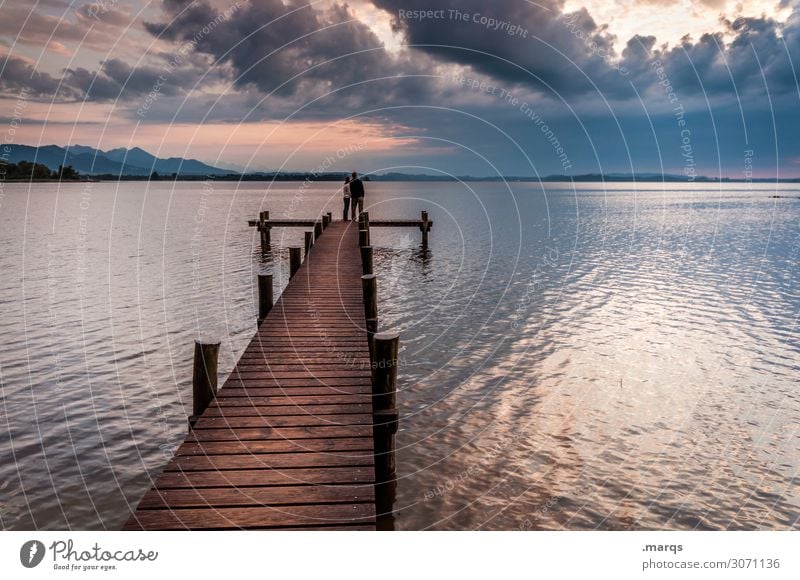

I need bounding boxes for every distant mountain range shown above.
[5,145,799,182]
[4,144,230,176]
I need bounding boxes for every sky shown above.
[1,0,799,177]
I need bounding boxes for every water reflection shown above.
[0,181,798,530]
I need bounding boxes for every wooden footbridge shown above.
[125,210,431,530]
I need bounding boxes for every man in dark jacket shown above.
[349,171,365,220]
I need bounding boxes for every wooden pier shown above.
[125,211,428,530]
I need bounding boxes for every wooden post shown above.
[372,331,399,516]
[359,228,370,248]
[322,214,330,229]
[372,332,398,411]
[304,231,314,256]
[361,274,377,319]
[326,211,332,224]
[362,211,370,231]
[365,318,378,362]
[289,247,302,278]
[373,408,398,515]
[188,340,220,429]
[259,211,271,251]
[420,210,429,249]
[361,274,377,358]
[314,221,323,238]
[360,245,373,275]
[257,273,273,326]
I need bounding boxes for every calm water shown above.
[0,180,798,530]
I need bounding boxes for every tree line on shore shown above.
[1,160,81,180]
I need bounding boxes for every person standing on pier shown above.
[349,171,365,220]
[342,175,351,221]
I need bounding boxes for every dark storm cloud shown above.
[142,0,441,105]
[62,55,221,102]
[374,0,800,105]
[0,52,214,103]
[373,0,623,97]
[0,55,79,99]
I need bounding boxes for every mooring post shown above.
[359,228,370,248]
[372,331,399,516]
[322,214,330,229]
[420,210,430,249]
[289,247,302,278]
[372,331,399,410]
[259,211,271,251]
[362,211,370,231]
[326,211,332,224]
[188,340,220,429]
[314,220,323,238]
[304,231,314,256]
[257,273,273,326]
[360,245,373,275]
[361,274,378,358]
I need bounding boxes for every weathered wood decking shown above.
[125,221,378,530]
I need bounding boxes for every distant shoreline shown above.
[5,175,800,184]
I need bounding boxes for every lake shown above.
[0,180,798,530]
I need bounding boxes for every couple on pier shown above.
[342,171,366,221]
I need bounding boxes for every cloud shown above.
[620,12,800,102]
[0,2,139,53]
[373,0,623,98]
[141,0,447,108]
[3,0,799,176]
[62,54,224,102]
[0,54,78,99]
[371,0,800,107]
[47,41,73,56]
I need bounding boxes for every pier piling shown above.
[372,331,399,517]
[189,340,220,428]
[289,247,302,278]
[257,273,273,326]
[304,231,314,255]
[259,211,271,252]
[361,274,378,358]
[360,245,373,275]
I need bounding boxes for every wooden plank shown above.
[137,485,375,509]
[212,395,371,406]
[125,503,375,530]
[235,356,372,364]
[370,219,432,227]
[175,438,374,456]
[187,425,373,441]
[152,466,374,488]
[166,451,373,471]
[232,365,371,374]
[227,371,371,379]
[204,404,372,416]
[246,218,433,228]
[217,386,371,397]
[248,219,321,227]
[219,382,371,393]
[192,414,372,429]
